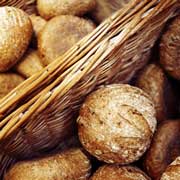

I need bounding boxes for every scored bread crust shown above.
[78,84,157,164]
[0,7,33,72]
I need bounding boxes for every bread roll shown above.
[91,165,150,180]
[4,148,91,180]
[91,0,130,23]
[136,63,176,122]
[38,15,95,66]
[37,0,96,20]
[144,120,180,180]
[30,15,47,37]
[0,72,25,99]
[15,49,44,78]
[160,15,180,80]
[78,84,157,164]
[0,6,33,72]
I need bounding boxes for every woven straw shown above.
[0,153,16,180]
[0,0,178,159]
[0,0,37,14]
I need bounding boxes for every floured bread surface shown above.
[78,84,157,164]
[91,165,150,180]
[0,6,33,72]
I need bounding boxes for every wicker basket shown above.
[0,0,178,160]
[0,153,16,180]
[0,0,37,14]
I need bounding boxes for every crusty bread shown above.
[0,72,25,99]
[160,157,180,180]
[0,6,33,72]
[91,165,150,180]
[160,15,180,80]
[38,15,95,66]
[78,84,157,164]
[37,0,96,20]
[4,148,91,180]
[15,49,44,78]
[91,0,130,23]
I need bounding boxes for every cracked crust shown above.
[0,7,33,72]
[78,84,157,164]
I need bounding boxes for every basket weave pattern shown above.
[0,0,178,159]
[0,153,16,179]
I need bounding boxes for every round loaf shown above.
[30,15,47,37]
[136,63,176,122]
[144,120,180,180]
[15,49,44,78]
[160,15,180,80]
[38,15,95,66]
[0,6,33,72]
[91,0,130,23]
[78,84,157,164]
[37,0,96,20]
[91,165,150,180]
[0,72,25,99]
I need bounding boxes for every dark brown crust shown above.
[136,63,176,122]
[144,120,180,180]
[0,7,33,72]
[91,165,151,180]
[160,15,180,80]
[37,0,96,20]
[78,84,156,164]
[4,148,91,180]
[38,15,95,66]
